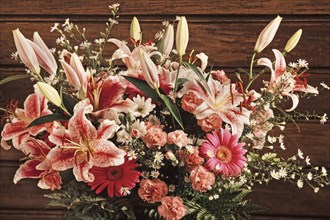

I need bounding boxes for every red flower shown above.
[88,158,141,197]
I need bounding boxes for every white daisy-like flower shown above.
[50,23,59,32]
[94,38,105,44]
[297,179,304,188]
[320,113,328,124]
[305,156,311,165]
[307,172,313,180]
[208,196,214,201]
[80,41,92,50]
[271,170,280,180]
[108,18,118,24]
[213,194,219,199]
[168,185,176,192]
[62,18,70,27]
[279,168,287,178]
[154,151,164,163]
[150,170,160,178]
[116,129,131,143]
[127,150,138,160]
[288,62,298,68]
[298,149,304,159]
[321,167,327,176]
[297,59,309,68]
[267,136,276,144]
[314,187,320,193]
[291,173,296,179]
[320,82,330,90]
[130,120,147,138]
[132,95,156,118]
[280,142,286,150]
[109,3,120,10]
[11,51,19,60]
[120,187,131,196]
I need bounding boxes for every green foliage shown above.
[0,74,30,85]
[45,181,136,220]
[27,113,71,128]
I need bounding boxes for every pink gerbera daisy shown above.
[199,128,247,176]
[88,158,142,197]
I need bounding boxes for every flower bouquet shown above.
[1,4,329,220]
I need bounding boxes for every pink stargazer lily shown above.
[1,90,53,150]
[178,78,250,136]
[258,49,318,111]
[14,137,62,190]
[47,99,126,182]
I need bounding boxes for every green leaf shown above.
[235,67,249,76]
[0,74,29,85]
[159,94,184,129]
[27,113,71,128]
[185,62,211,95]
[62,93,78,115]
[235,72,243,83]
[123,76,162,103]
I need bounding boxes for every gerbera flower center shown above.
[107,167,123,180]
[215,146,233,163]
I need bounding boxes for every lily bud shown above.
[13,29,40,74]
[139,50,159,89]
[35,82,62,107]
[176,16,189,58]
[254,16,282,53]
[284,29,302,53]
[163,24,174,57]
[30,32,58,75]
[130,16,141,42]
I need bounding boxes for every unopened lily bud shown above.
[13,29,40,74]
[284,29,302,53]
[130,16,141,42]
[163,24,174,57]
[176,16,189,58]
[254,16,282,53]
[139,50,159,89]
[35,82,62,107]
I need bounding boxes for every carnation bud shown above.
[130,16,141,42]
[284,29,302,53]
[176,16,189,58]
[254,16,282,53]
[35,82,62,107]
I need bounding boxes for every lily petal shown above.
[97,120,119,139]
[14,160,43,184]
[90,140,126,167]
[283,92,299,112]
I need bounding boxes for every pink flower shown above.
[211,70,231,84]
[189,165,215,192]
[138,179,168,203]
[181,92,203,113]
[47,99,126,182]
[167,130,189,147]
[158,196,187,220]
[197,113,222,132]
[186,147,204,171]
[199,129,247,176]
[141,123,167,149]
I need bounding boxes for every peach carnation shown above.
[138,179,168,203]
[167,130,189,148]
[189,165,215,192]
[197,113,222,132]
[141,123,167,149]
[181,92,203,113]
[158,196,187,220]
[186,147,204,171]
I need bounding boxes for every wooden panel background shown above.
[0,0,329,219]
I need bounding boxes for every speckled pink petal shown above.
[13,159,43,184]
[98,76,126,110]
[47,147,75,171]
[20,137,50,157]
[73,161,94,182]
[97,120,119,140]
[109,99,138,113]
[90,140,126,167]
[49,124,68,146]
[23,93,41,119]
[1,120,28,141]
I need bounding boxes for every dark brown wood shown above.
[1,0,329,15]
[0,210,63,220]
[0,20,329,67]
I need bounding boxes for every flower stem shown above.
[249,53,257,80]
[174,56,182,92]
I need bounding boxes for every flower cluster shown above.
[1,4,329,220]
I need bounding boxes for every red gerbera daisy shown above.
[88,158,142,197]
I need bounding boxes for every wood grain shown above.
[1,0,329,15]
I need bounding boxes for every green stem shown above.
[249,53,257,80]
[174,56,182,92]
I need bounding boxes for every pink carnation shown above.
[158,196,187,220]
[186,147,204,171]
[138,179,168,203]
[181,92,203,113]
[167,130,189,147]
[199,128,247,176]
[197,113,222,132]
[141,123,167,149]
[189,166,215,192]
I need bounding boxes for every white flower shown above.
[130,120,147,138]
[267,136,276,144]
[307,172,313,180]
[314,187,320,193]
[297,59,308,68]
[109,3,120,10]
[291,173,296,179]
[94,38,105,44]
[280,142,286,150]
[132,95,156,118]
[213,194,219,199]
[305,156,311,165]
[50,23,59,32]
[11,51,19,60]
[298,149,304,159]
[320,113,328,124]
[271,170,280,180]
[208,196,214,201]
[80,41,92,50]
[320,82,330,90]
[150,170,160,178]
[297,179,304,188]
[279,168,287,178]
[116,129,131,143]
[288,62,298,68]
[120,187,131,196]
[169,185,176,192]
[321,167,327,176]
[154,151,164,163]
[127,150,137,160]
